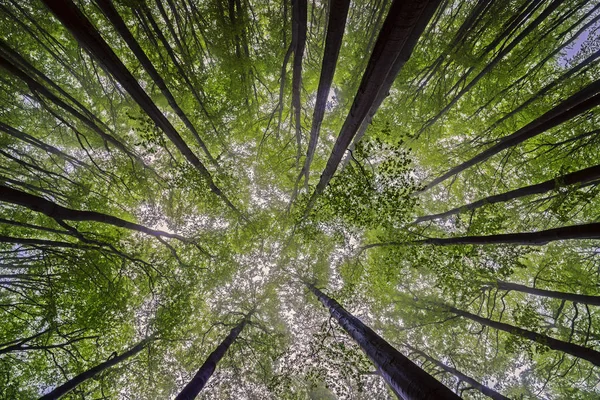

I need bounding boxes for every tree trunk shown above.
[494,280,600,306]
[416,164,600,222]
[291,0,307,165]
[447,305,600,367]
[305,0,441,214]
[40,0,243,219]
[301,0,350,183]
[306,283,459,400]
[403,344,510,400]
[175,317,249,400]
[421,77,600,192]
[38,337,152,400]
[341,0,440,170]
[362,223,600,250]
[95,0,219,169]
[0,184,187,241]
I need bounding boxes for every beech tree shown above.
[1,0,599,398]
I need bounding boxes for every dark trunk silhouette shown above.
[494,280,600,306]
[307,283,459,399]
[0,184,187,241]
[305,0,440,214]
[291,0,307,164]
[95,0,218,168]
[416,164,600,222]
[447,304,600,367]
[39,337,152,400]
[404,344,510,400]
[421,77,600,192]
[362,223,600,250]
[300,0,350,183]
[41,0,243,218]
[175,317,249,400]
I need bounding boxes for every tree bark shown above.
[494,280,600,306]
[416,164,600,222]
[421,77,600,192]
[0,184,187,241]
[307,283,459,400]
[41,0,243,218]
[175,317,249,400]
[447,305,600,367]
[340,0,441,171]
[362,223,600,250]
[300,0,350,183]
[38,337,152,400]
[305,0,440,214]
[94,0,219,169]
[403,344,510,400]
[291,0,307,165]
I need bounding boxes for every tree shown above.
[306,282,460,399]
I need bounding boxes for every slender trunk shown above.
[404,344,510,400]
[95,0,219,169]
[305,0,440,215]
[362,223,600,250]
[38,337,152,400]
[306,283,459,400]
[416,164,600,223]
[494,280,600,306]
[175,318,249,400]
[0,184,187,241]
[447,305,600,367]
[300,0,350,183]
[421,78,600,192]
[291,0,307,165]
[340,0,441,170]
[41,0,243,219]
[0,52,137,160]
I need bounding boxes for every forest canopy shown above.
[1,0,600,398]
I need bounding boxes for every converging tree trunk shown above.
[291,0,307,165]
[362,223,600,251]
[306,283,460,400]
[493,280,600,306]
[175,316,250,400]
[0,184,187,241]
[420,77,600,192]
[41,0,243,218]
[94,0,219,168]
[416,164,600,222]
[38,337,153,400]
[305,0,441,215]
[300,0,350,184]
[446,304,600,367]
[403,343,510,400]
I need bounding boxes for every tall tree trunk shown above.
[94,0,219,169]
[362,223,600,250]
[306,283,459,399]
[419,0,566,134]
[340,0,440,171]
[416,164,600,222]
[305,0,440,215]
[175,317,249,400]
[493,280,600,306]
[40,0,243,219]
[446,304,600,367]
[38,337,153,400]
[420,77,600,192]
[0,184,187,241]
[403,344,510,400]
[291,0,307,165]
[300,0,350,184]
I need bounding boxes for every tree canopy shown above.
[1,0,600,398]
